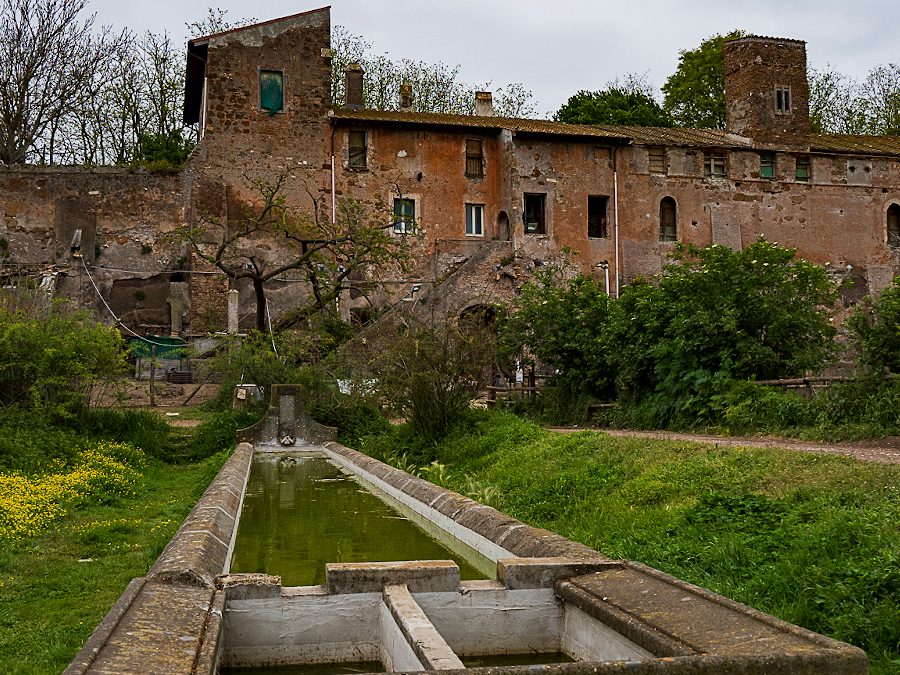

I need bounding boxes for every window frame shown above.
[258,68,285,114]
[465,203,484,237]
[348,129,368,170]
[888,203,900,248]
[775,85,792,115]
[795,155,811,183]
[587,195,609,239]
[648,146,666,175]
[465,138,484,178]
[704,150,726,178]
[759,151,775,179]
[659,196,677,242]
[523,193,546,235]
[393,197,417,235]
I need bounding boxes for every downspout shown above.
[613,146,621,298]
[330,125,337,225]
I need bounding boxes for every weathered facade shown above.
[2,6,900,335]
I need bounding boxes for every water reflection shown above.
[230,454,483,585]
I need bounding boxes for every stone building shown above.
[2,6,899,334]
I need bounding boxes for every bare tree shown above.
[181,174,411,331]
[331,26,536,117]
[0,0,124,164]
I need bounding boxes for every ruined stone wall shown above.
[0,166,192,332]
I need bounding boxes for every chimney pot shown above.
[399,83,414,111]
[345,63,364,109]
[475,91,493,117]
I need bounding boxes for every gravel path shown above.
[547,427,900,465]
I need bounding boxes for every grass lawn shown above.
[0,454,226,675]
[365,411,900,675]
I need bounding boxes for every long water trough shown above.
[66,385,869,675]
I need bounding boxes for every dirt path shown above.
[547,427,900,465]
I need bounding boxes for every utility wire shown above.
[79,256,178,348]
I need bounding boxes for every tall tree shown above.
[860,64,900,135]
[555,75,673,127]
[0,0,124,164]
[808,65,870,134]
[662,31,744,129]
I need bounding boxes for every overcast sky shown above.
[93,0,900,116]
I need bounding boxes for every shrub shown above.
[0,298,126,420]
[366,316,495,444]
[848,275,900,374]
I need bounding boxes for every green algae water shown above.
[229,453,485,585]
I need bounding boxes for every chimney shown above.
[345,63,364,109]
[399,83,414,111]
[475,91,493,117]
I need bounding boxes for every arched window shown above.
[888,203,900,248]
[659,197,677,242]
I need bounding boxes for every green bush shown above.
[188,410,261,461]
[80,408,172,460]
[0,300,127,420]
[848,275,900,374]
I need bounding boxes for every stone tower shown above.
[724,36,810,141]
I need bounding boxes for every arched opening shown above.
[888,203,900,247]
[659,197,677,242]
[496,210,510,241]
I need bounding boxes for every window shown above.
[705,151,726,178]
[393,198,416,234]
[775,86,791,115]
[888,203,900,247]
[465,139,484,177]
[259,69,284,113]
[524,194,546,234]
[760,152,775,179]
[466,204,484,236]
[348,130,367,169]
[648,147,666,175]
[795,156,811,182]
[587,196,609,238]
[659,197,677,242]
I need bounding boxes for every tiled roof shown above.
[331,110,751,148]
[808,134,900,157]
[331,109,633,140]
[331,109,900,156]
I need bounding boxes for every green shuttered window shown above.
[259,70,284,114]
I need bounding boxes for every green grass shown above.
[362,411,900,675]
[0,453,228,674]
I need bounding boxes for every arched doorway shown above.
[888,203,900,247]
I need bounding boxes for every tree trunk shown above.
[253,277,267,332]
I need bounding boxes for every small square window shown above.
[393,198,416,234]
[775,86,791,115]
[705,151,726,178]
[259,69,284,114]
[648,147,666,175]
[466,204,484,236]
[466,139,484,178]
[588,195,609,238]
[795,156,811,182]
[348,130,367,169]
[760,152,775,179]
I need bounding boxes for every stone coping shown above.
[68,437,868,674]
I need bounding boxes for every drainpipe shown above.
[613,146,621,298]
[330,125,337,225]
